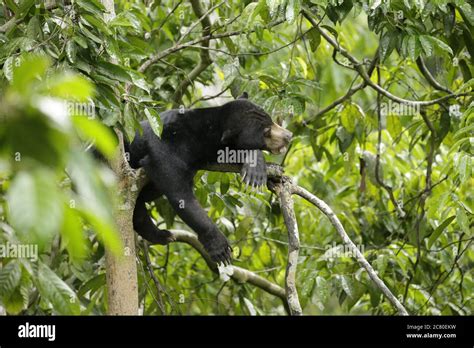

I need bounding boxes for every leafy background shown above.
[0,0,472,315]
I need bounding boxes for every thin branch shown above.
[171,0,216,107]
[202,164,408,315]
[0,1,63,33]
[291,182,409,316]
[135,18,285,74]
[189,86,231,107]
[375,66,406,218]
[142,242,166,314]
[302,8,468,107]
[416,57,453,94]
[168,229,287,303]
[155,0,183,32]
[269,179,303,315]
[306,50,379,123]
[176,1,225,45]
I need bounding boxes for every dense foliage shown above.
[0,0,472,315]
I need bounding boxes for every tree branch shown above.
[0,1,62,33]
[168,229,287,303]
[269,179,303,315]
[306,49,379,122]
[171,0,216,107]
[416,57,453,94]
[291,183,409,315]
[135,19,285,74]
[302,8,467,107]
[375,66,406,218]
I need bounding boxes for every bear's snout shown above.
[265,123,292,154]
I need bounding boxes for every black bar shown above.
[0,316,472,346]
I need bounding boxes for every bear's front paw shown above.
[199,232,233,265]
[241,161,267,190]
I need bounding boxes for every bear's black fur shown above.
[127,93,292,264]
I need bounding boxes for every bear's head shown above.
[220,93,292,154]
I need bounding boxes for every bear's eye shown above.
[263,127,272,138]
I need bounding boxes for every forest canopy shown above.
[0,0,472,316]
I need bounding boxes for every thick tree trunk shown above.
[104,161,139,314]
[101,0,139,315]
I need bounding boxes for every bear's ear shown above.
[237,92,249,99]
[220,129,238,144]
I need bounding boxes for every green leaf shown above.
[326,0,353,24]
[386,115,402,139]
[456,208,471,235]
[73,117,117,158]
[3,290,25,314]
[66,41,77,64]
[128,70,150,93]
[97,61,132,84]
[79,209,122,254]
[336,126,354,153]
[12,54,51,91]
[220,173,230,194]
[0,261,22,299]
[427,36,453,56]
[286,0,301,23]
[235,217,253,241]
[78,274,106,297]
[61,206,87,260]
[406,35,421,61]
[66,150,119,253]
[379,32,396,61]
[144,108,162,137]
[419,35,433,56]
[428,216,455,248]
[123,102,139,141]
[315,276,329,304]
[5,0,19,14]
[258,242,272,266]
[48,73,95,101]
[16,0,35,20]
[301,273,316,297]
[457,154,471,184]
[337,275,353,298]
[307,28,321,52]
[7,170,63,245]
[81,14,112,36]
[76,0,106,17]
[222,37,236,54]
[36,262,80,315]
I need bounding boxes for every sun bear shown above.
[126,93,292,265]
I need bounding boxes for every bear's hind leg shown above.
[133,182,175,244]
